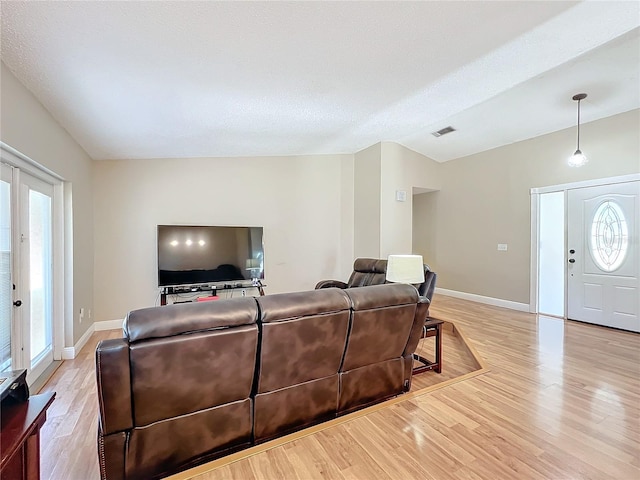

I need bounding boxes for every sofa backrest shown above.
[255,288,351,393]
[253,288,351,441]
[123,298,259,426]
[123,297,258,342]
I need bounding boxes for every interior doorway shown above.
[411,188,438,269]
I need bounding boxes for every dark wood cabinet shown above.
[1,391,55,480]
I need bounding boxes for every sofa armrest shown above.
[96,338,133,435]
[403,297,431,356]
[315,280,348,289]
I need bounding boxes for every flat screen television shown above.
[157,225,264,287]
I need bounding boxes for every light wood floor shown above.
[37,295,640,479]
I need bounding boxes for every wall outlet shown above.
[79,307,85,323]
[241,289,246,297]
[497,244,508,251]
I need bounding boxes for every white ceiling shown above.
[1,1,639,162]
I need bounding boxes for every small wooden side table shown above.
[1,391,56,480]
[413,317,444,374]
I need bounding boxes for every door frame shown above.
[0,143,66,368]
[530,173,640,316]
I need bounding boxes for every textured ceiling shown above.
[1,1,639,162]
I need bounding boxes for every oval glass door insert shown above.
[590,200,629,272]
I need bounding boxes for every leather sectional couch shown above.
[95,283,428,479]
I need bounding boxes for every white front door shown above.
[567,181,640,332]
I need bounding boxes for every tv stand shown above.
[160,282,265,306]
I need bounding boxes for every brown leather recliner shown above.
[315,258,387,289]
[96,284,428,479]
[316,257,437,313]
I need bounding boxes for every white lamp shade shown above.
[386,255,425,284]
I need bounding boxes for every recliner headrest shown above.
[353,258,387,274]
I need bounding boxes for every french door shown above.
[1,163,56,384]
[567,181,640,332]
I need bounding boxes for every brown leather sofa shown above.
[96,283,428,479]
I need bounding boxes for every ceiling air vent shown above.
[431,126,456,137]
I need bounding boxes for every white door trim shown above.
[1,142,66,364]
[531,173,640,195]
[530,191,539,313]
[530,173,640,315]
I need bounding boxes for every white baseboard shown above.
[61,323,94,359]
[61,319,123,359]
[94,319,124,331]
[61,347,76,360]
[435,288,530,312]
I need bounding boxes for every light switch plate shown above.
[396,190,407,202]
[497,244,508,251]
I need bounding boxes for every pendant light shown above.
[568,93,588,167]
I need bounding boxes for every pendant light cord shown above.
[576,98,581,150]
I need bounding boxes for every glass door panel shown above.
[28,189,53,365]
[0,164,12,372]
[20,174,54,382]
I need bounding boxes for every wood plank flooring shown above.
[36,295,640,479]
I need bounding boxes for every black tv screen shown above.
[157,225,264,287]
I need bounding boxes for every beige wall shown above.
[353,142,441,260]
[93,154,354,321]
[380,142,441,257]
[432,109,640,304]
[353,143,381,258]
[339,155,355,278]
[1,62,94,345]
